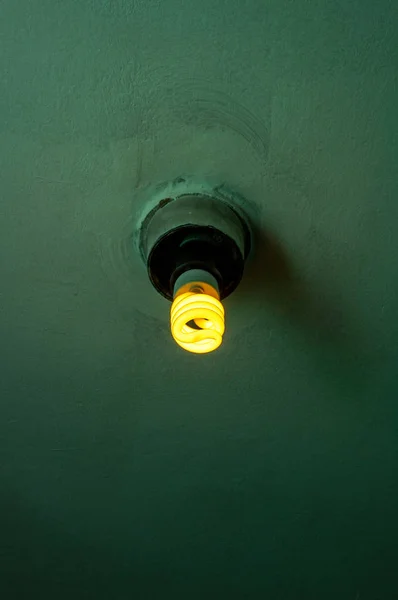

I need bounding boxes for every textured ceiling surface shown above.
[1,1,398,598]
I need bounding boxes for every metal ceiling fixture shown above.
[138,189,252,354]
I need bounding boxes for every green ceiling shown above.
[1,0,398,598]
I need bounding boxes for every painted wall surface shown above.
[1,1,398,598]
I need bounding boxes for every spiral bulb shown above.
[170,282,225,354]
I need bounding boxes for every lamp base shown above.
[138,192,251,301]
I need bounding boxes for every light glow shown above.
[170,282,225,354]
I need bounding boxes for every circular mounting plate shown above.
[139,191,251,300]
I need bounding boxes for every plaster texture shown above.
[1,1,398,598]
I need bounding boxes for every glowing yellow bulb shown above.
[170,282,225,354]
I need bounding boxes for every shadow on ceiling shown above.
[243,224,379,401]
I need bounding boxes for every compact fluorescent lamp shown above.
[138,190,251,354]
